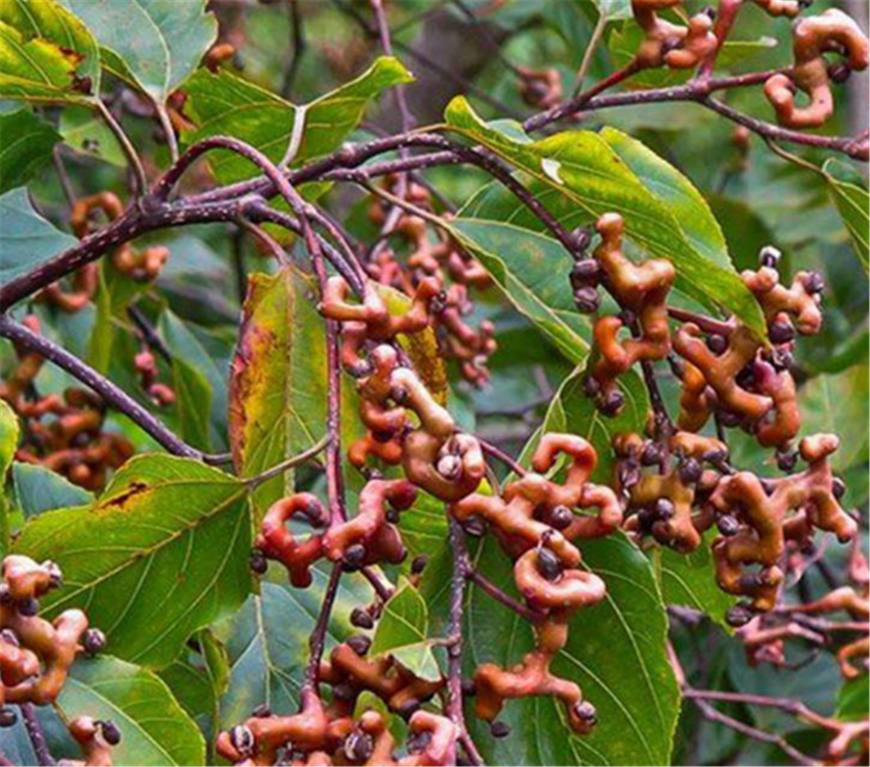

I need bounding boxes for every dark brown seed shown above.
[803,271,825,294]
[758,245,781,269]
[536,547,562,581]
[0,708,17,727]
[347,635,371,656]
[776,450,797,472]
[707,334,727,355]
[679,457,702,485]
[99,720,122,746]
[350,607,374,629]
[411,555,428,575]
[768,319,795,344]
[344,731,374,762]
[654,498,674,521]
[641,442,662,467]
[600,390,624,416]
[490,721,511,738]
[717,515,740,536]
[342,544,367,570]
[573,287,600,314]
[725,604,754,627]
[550,505,574,530]
[83,628,106,655]
[832,477,846,499]
[230,725,254,754]
[250,548,268,575]
[574,700,598,724]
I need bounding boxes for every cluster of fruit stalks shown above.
[0,555,116,766]
[0,0,868,763]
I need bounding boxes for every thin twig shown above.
[466,568,545,622]
[446,520,484,766]
[281,0,306,99]
[245,436,329,486]
[95,100,148,195]
[0,315,210,460]
[20,704,54,767]
[479,438,527,477]
[302,563,343,690]
[571,11,606,96]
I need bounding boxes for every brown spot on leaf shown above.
[101,481,148,511]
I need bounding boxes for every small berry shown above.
[350,607,374,629]
[832,477,846,499]
[717,515,740,537]
[549,505,574,530]
[346,635,371,656]
[573,700,598,725]
[462,516,487,537]
[758,245,782,269]
[411,555,428,575]
[573,287,600,314]
[0,708,17,728]
[343,731,374,762]
[583,375,601,398]
[461,678,477,697]
[569,260,600,290]
[17,598,38,617]
[436,453,462,480]
[230,725,255,755]
[640,442,662,467]
[803,271,825,294]
[707,334,727,354]
[679,457,702,485]
[600,390,624,416]
[536,547,562,581]
[342,544,367,571]
[490,721,511,738]
[654,498,675,521]
[83,628,106,655]
[99,720,122,746]
[250,548,268,575]
[725,603,754,627]
[776,450,797,472]
[768,319,795,344]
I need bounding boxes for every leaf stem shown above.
[95,100,148,196]
[245,436,329,487]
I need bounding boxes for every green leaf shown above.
[447,218,590,363]
[466,533,680,765]
[228,266,363,520]
[0,186,78,283]
[0,398,19,553]
[799,364,869,473]
[445,98,765,335]
[822,158,869,270]
[14,454,252,668]
[213,573,368,727]
[0,397,17,476]
[600,127,730,271]
[60,0,216,103]
[0,107,60,193]
[652,530,735,629]
[12,460,93,517]
[836,674,869,721]
[170,348,213,452]
[591,0,632,20]
[184,56,413,184]
[0,0,98,104]
[59,104,125,166]
[158,628,230,733]
[56,655,205,765]
[370,576,441,682]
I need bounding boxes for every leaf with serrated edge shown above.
[447,218,590,363]
[57,656,205,765]
[228,266,364,520]
[184,56,413,183]
[652,531,736,630]
[371,576,441,682]
[12,461,92,518]
[13,454,252,668]
[823,158,869,270]
[0,187,78,283]
[214,572,368,726]
[444,98,765,336]
[60,0,215,102]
